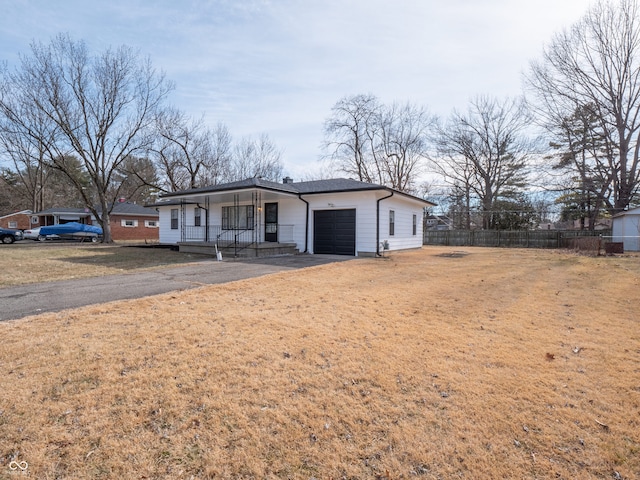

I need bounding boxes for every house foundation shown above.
[178,241,299,258]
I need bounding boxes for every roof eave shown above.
[160,185,299,199]
[298,186,435,206]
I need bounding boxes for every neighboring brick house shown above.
[36,207,93,226]
[34,203,159,242]
[106,202,160,242]
[0,210,35,230]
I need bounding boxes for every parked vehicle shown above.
[23,227,59,241]
[0,227,24,244]
[38,222,102,242]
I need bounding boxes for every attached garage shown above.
[313,209,356,255]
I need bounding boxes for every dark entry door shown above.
[264,202,278,242]
[314,209,356,255]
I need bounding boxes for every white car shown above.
[22,227,59,241]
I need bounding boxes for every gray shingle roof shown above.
[108,203,159,216]
[161,177,299,197]
[293,178,384,194]
[160,177,433,205]
[34,207,90,215]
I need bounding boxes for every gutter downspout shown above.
[298,194,309,253]
[376,191,394,256]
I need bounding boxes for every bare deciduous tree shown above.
[0,169,24,214]
[323,94,433,193]
[432,95,533,229]
[0,72,63,212]
[323,94,381,184]
[526,0,640,214]
[375,101,433,192]
[0,126,49,211]
[0,128,91,212]
[152,108,231,191]
[0,34,173,242]
[225,133,284,183]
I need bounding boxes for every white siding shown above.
[306,191,370,255]
[613,208,640,251]
[378,195,424,252]
[305,191,424,255]
[272,197,307,247]
[158,206,181,244]
[156,188,427,255]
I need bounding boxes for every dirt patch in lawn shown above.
[1,247,639,479]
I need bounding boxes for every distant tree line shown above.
[322,0,640,230]
[2,0,640,238]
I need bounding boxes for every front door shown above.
[264,202,278,242]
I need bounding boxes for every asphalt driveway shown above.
[0,254,354,322]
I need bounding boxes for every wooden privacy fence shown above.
[423,229,612,249]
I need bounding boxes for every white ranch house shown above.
[612,206,640,252]
[154,177,434,257]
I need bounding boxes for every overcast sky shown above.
[1,0,593,179]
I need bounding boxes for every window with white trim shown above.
[389,210,395,236]
[8,221,17,229]
[222,205,254,230]
[121,219,138,228]
[194,207,202,227]
[171,209,178,229]
[145,220,159,228]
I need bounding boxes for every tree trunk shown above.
[98,196,113,243]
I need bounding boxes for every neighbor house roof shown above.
[105,203,160,217]
[613,206,640,217]
[35,203,159,217]
[35,207,90,216]
[159,177,435,206]
[0,209,32,219]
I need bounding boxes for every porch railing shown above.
[227,229,256,256]
[277,224,294,243]
[182,224,295,245]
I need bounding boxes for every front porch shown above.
[178,223,299,258]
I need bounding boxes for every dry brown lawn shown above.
[0,244,206,287]
[0,246,639,479]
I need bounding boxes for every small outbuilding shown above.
[612,207,640,252]
[153,177,434,257]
